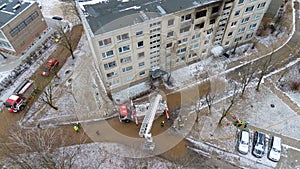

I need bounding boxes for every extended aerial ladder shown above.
[138,94,162,150]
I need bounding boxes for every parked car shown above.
[41,58,59,76]
[238,130,250,154]
[52,16,62,21]
[268,136,282,162]
[252,131,266,158]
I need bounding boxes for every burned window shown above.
[212,6,219,14]
[195,10,207,19]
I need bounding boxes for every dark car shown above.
[41,58,59,76]
[52,16,62,21]
[252,131,266,158]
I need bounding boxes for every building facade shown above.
[0,0,47,56]
[79,0,271,92]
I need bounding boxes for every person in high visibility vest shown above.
[73,125,79,132]
[161,121,165,127]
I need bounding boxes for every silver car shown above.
[268,136,282,162]
[238,130,250,154]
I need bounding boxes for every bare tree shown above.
[56,26,76,60]
[0,127,85,169]
[39,84,58,110]
[205,92,215,115]
[218,84,238,126]
[256,54,272,91]
[240,66,255,97]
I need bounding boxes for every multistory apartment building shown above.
[78,0,271,92]
[0,0,47,56]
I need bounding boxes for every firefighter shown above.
[237,120,244,127]
[73,125,79,132]
[161,120,165,127]
[244,121,249,128]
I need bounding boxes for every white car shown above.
[268,136,282,162]
[238,130,250,154]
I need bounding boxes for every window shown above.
[192,33,201,40]
[124,75,134,83]
[209,19,216,25]
[228,32,233,37]
[102,50,114,59]
[194,22,205,30]
[98,38,112,47]
[150,45,160,50]
[18,22,26,30]
[238,27,246,34]
[178,37,188,45]
[118,45,130,53]
[104,61,117,70]
[245,33,254,39]
[117,33,129,41]
[204,40,209,45]
[9,11,39,37]
[238,0,244,4]
[150,21,161,27]
[137,41,144,48]
[177,47,186,54]
[150,50,159,54]
[253,13,262,20]
[207,29,213,35]
[196,10,207,19]
[166,42,172,48]
[190,43,199,50]
[168,19,174,26]
[189,53,197,58]
[106,72,118,78]
[202,49,207,53]
[167,31,174,38]
[180,26,190,34]
[122,66,133,73]
[150,39,160,45]
[257,2,266,9]
[211,6,219,14]
[224,6,231,10]
[136,30,143,36]
[249,23,257,29]
[181,14,191,22]
[231,21,237,26]
[150,28,160,34]
[139,71,146,76]
[150,34,160,39]
[138,52,144,59]
[225,41,230,46]
[109,79,119,86]
[234,10,240,16]
[138,62,145,67]
[241,17,250,24]
[245,6,254,13]
[234,37,242,42]
[120,56,132,64]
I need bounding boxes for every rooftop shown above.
[0,0,32,28]
[83,0,221,34]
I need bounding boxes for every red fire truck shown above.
[4,79,35,113]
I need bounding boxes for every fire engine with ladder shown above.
[4,79,35,113]
[118,94,169,150]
